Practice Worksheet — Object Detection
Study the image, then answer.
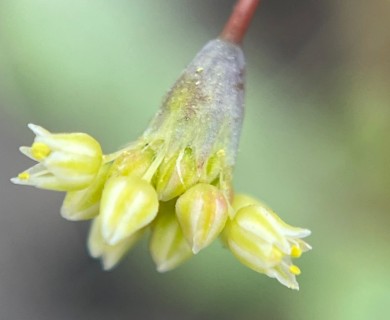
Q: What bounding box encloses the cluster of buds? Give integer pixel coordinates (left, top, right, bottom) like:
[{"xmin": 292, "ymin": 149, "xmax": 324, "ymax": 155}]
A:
[{"xmin": 12, "ymin": 2, "xmax": 311, "ymax": 290}]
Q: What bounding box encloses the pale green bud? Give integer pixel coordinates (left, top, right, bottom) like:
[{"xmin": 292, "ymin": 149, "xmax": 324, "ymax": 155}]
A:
[
  {"xmin": 155, "ymin": 147, "xmax": 198, "ymax": 201},
  {"xmin": 150, "ymin": 200, "xmax": 193, "ymax": 272},
  {"xmin": 176, "ymin": 183, "xmax": 228, "ymax": 253},
  {"xmin": 225, "ymin": 200, "xmax": 311, "ymax": 290},
  {"xmin": 200, "ymin": 149, "xmax": 225, "ymax": 183},
  {"xmin": 88, "ymin": 216, "xmax": 143, "ymax": 270},
  {"xmin": 100, "ymin": 176, "xmax": 158, "ymax": 245},
  {"xmin": 60, "ymin": 164, "xmax": 111, "ymax": 221},
  {"xmin": 11, "ymin": 124, "xmax": 102, "ymax": 191},
  {"xmin": 109, "ymin": 145, "xmax": 156, "ymax": 178}
]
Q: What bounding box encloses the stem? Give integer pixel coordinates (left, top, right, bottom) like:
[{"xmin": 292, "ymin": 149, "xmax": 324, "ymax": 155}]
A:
[{"xmin": 220, "ymin": 0, "xmax": 260, "ymax": 44}]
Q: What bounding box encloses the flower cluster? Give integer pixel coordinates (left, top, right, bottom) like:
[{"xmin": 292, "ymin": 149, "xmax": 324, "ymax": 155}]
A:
[{"xmin": 12, "ymin": 39, "xmax": 310, "ymax": 289}]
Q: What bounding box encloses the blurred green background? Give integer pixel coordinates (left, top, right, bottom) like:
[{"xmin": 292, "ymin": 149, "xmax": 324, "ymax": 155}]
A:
[{"xmin": 0, "ymin": 0, "xmax": 389, "ymax": 319}]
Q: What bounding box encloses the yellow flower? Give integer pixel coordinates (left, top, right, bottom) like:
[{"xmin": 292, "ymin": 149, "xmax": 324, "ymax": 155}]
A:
[
  {"xmin": 11, "ymin": 124, "xmax": 103, "ymax": 191},
  {"xmin": 224, "ymin": 194, "xmax": 311, "ymax": 290},
  {"xmin": 12, "ymin": 37, "xmax": 311, "ymax": 289}
]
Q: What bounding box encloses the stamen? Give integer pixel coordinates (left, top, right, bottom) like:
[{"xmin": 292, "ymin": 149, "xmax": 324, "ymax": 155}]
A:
[
  {"xmin": 18, "ymin": 172, "xmax": 30, "ymax": 180},
  {"xmin": 289, "ymin": 265, "xmax": 301, "ymax": 275},
  {"xmin": 290, "ymin": 245, "xmax": 302, "ymax": 258},
  {"xmin": 31, "ymin": 142, "xmax": 51, "ymax": 160}
]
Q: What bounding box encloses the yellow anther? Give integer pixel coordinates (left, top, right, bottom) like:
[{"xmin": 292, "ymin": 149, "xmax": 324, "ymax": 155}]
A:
[
  {"xmin": 196, "ymin": 67, "xmax": 204, "ymax": 73},
  {"xmin": 18, "ymin": 172, "xmax": 30, "ymax": 180},
  {"xmin": 31, "ymin": 142, "xmax": 51, "ymax": 160},
  {"xmin": 289, "ymin": 265, "xmax": 301, "ymax": 275},
  {"xmin": 290, "ymin": 245, "xmax": 302, "ymax": 258}
]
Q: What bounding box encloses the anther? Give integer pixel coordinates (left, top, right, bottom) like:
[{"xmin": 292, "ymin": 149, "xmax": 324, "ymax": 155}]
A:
[
  {"xmin": 290, "ymin": 245, "xmax": 302, "ymax": 258},
  {"xmin": 18, "ymin": 172, "xmax": 30, "ymax": 180},
  {"xmin": 289, "ymin": 265, "xmax": 301, "ymax": 275},
  {"xmin": 31, "ymin": 142, "xmax": 51, "ymax": 160}
]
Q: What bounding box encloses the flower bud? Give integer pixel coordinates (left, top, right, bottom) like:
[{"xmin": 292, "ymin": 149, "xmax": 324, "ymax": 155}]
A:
[
  {"xmin": 175, "ymin": 183, "xmax": 228, "ymax": 253},
  {"xmin": 149, "ymin": 200, "xmax": 192, "ymax": 272},
  {"xmin": 11, "ymin": 124, "xmax": 102, "ymax": 191},
  {"xmin": 109, "ymin": 145, "xmax": 156, "ymax": 178},
  {"xmin": 60, "ymin": 164, "xmax": 111, "ymax": 221},
  {"xmin": 200, "ymin": 149, "xmax": 225, "ymax": 183},
  {"xmin": 225, "ymin": 202, "xmax": 311, "ymax": 290},
  {"xmin": 88, "ymin": 217, "xmax": 143, "ymax": 270},
  {"xmin": 100, "ymin": 176, "xmax": 158, "ymax": 245},
  {"xmin": 155, "ymin": 147, "xmax": 198, "ymax": 201}
]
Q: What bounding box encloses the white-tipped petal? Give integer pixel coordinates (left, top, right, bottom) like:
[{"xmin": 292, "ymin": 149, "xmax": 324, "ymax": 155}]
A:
[
  {"xmin": 19, "ymin": 146, "xmax": 35, "ymax": 160},
  {"xmin": 267, "ymin": 262, "xmax": 300, "ymax": 290},
  {"xmin": 88, "ymin": 217, "xmax": 143, "ymax": 270},
  {"xmin": 28, "ymin": 123, "xmax": 50, "ymax": 136}
]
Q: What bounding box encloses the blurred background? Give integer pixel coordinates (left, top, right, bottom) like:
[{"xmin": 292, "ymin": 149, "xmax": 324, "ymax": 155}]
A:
[{"xmin": 0, "ymin": 0, "xmax": 389, "ymax": 319}]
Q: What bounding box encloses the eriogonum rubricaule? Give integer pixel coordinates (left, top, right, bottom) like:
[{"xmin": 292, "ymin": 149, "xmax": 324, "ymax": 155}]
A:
[{"xmin": 11, "ymin": 1, "xmax": 311, "ymax": 290}]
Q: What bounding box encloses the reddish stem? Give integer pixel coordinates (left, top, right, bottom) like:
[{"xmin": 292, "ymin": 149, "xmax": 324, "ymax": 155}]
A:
[{"xmin": 220, "ymin": 0, "xmax": 260, "ymax": 44}]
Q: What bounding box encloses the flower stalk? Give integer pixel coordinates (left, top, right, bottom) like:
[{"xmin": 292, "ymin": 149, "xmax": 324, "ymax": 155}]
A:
[{"xmin": 221, "ymin": 0, "xmax": 261, "ymax": 44}]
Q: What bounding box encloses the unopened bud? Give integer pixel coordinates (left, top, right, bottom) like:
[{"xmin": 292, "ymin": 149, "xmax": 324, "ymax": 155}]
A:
[
  {"xmin": 109, "ymin": 145, "xmax": 156, "ymax": 178},
  {"xmin": 100, "ymin": 176, "xmax": 158, "ymax": 245},
  {"xmin": 88, "ymin": 217, "xmax": 143, "ymax": 270},
  {"xmin": 60, "ymin": 164, "xmax": 111, "ymax": 221},
  {"xmin": 175, "ymin": 183, "xmax": 228, "ymax": 253},
  {"xmin": 150, "ymin": 200, "xmax": 192, "ymax": 272},
  {"xmin": 155, "ymin": 147, "xmax": 198, "ymax": 201}
]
